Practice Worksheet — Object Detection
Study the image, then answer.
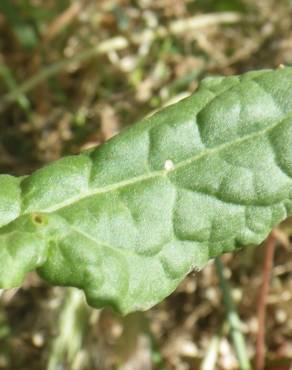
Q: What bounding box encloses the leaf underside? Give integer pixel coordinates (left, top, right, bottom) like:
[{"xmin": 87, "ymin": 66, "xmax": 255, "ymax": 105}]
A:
[{"xmin": 0, "ymin": 68, "xmax": 291, "ymax": 314}]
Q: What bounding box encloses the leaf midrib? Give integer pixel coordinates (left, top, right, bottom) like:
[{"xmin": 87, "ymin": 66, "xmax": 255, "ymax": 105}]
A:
[{"xmin": 26, "ymin": 114, "xmax": 288, "ymax": 214}]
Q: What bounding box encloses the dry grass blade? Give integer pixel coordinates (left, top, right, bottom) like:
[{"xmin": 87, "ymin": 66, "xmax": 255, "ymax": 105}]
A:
[{"xmin": 255, "ymin": 232, "xmax": 277, "ymax": 370}]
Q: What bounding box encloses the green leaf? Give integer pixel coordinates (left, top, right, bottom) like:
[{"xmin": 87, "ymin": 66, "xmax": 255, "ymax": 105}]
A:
[
  {"xmin": 0, "ymin": 68, "xmax": 292, "ymax": 314},
  {"xmin": 0, "ymin": 0, "xmax": 38, "ymax": 50}
]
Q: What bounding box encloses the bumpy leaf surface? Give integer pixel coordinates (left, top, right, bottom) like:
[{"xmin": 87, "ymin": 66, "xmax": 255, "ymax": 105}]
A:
[{"xmin": 0, "ymin": 68, "xmax": 292, "ymax": 314}]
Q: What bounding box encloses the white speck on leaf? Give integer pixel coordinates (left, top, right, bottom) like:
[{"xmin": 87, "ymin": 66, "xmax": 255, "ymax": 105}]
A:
[{"xmin": 164, "ymin": 160, "xmax": 174, "ymax": 171}]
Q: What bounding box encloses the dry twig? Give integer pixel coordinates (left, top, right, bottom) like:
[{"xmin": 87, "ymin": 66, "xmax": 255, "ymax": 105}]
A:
[{"xmin": 255, "ymin": 231, "xmax": 277, "ymax": 370}]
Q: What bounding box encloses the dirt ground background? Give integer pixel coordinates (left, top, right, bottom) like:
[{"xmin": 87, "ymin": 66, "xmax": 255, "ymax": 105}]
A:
[{"xmin": 0, "ymin": 0, "xmax": 292, "ymax": 369}]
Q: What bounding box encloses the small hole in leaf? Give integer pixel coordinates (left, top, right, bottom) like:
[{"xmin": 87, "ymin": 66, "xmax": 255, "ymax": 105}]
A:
[{"xmin": 32, "ymin": 213, "xmax": 44, "ymax": 225}]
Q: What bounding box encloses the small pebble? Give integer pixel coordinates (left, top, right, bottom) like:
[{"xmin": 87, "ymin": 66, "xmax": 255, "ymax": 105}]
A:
[{"xmin": 32, "ymin": 332, "xmax": 44, "ymax": 347}]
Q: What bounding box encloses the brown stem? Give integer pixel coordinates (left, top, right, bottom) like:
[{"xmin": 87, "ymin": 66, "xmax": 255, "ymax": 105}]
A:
[{"xmin": 255, "ymin": 231, "xmax": 277, "ymax": 370}]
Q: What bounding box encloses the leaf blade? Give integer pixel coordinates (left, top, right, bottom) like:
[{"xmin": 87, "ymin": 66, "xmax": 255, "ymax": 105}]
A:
[{"xmin": 0, "ymin": 68, "xmax": 291, "ymax": 313}]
